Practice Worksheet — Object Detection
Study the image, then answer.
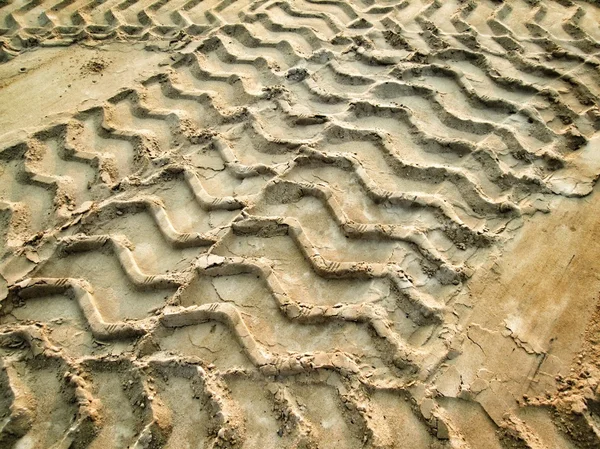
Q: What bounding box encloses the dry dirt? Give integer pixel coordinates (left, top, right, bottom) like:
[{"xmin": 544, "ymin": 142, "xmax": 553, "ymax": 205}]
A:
[{"xmin": 1, "ymin": 0, "xmax": 600, "ymax": 448}]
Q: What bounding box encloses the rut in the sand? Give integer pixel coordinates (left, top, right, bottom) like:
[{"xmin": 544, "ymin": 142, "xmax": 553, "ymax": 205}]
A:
[{"xmin": 1, "ymin": 0, "xmax": 600, "ymax": 448}]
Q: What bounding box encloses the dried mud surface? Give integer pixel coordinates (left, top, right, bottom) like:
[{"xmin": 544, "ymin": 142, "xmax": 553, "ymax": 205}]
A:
[{"xmin": 1, "ymin": 0, "xmax": 600, "ymax": 448}]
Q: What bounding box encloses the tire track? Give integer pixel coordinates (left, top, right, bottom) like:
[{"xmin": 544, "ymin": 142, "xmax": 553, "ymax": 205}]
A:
[{"xmin": 2, "ymin": 1, "xmax": 600, "ymax": 448}]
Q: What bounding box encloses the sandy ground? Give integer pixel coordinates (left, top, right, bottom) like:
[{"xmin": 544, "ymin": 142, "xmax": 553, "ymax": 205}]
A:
[{"xmin": 1, "ymin": 0, "xmax": 600, "ymax": 448}]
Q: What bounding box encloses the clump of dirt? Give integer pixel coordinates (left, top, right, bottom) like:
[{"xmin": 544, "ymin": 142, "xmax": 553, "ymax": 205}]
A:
[{"xmin": 81, "ymin": 57, "xmax": 111, "ymax": 76}]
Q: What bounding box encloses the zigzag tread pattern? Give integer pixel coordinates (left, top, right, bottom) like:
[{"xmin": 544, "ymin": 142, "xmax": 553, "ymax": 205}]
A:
[{"xmin": 2, "ymin": 0, "xmax": 600, "ymax": 448}]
